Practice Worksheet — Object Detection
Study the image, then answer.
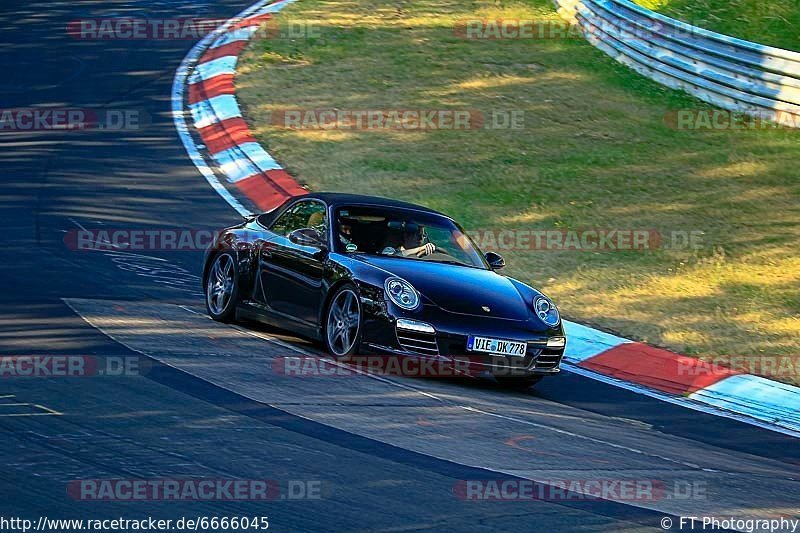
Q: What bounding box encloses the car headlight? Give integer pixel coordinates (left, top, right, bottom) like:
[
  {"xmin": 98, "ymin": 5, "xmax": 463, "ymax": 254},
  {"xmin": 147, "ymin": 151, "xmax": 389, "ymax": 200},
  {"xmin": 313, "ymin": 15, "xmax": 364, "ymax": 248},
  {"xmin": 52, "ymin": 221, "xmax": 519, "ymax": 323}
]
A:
[
  {"xmin": 533, "ymin": 296, "xmax": 560, "ymax": 327},
  {"xmin": 384, "ymin": 277, "xmax": 420, "ymax": 310}
]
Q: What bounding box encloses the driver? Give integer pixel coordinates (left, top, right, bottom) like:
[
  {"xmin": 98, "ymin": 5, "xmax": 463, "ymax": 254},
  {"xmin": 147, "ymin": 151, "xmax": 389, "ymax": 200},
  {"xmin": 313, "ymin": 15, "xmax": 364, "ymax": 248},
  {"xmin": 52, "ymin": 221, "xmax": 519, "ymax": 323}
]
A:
[{"xmin": 399, "ymin": 225, "xmax": 436, "ymax": 257}]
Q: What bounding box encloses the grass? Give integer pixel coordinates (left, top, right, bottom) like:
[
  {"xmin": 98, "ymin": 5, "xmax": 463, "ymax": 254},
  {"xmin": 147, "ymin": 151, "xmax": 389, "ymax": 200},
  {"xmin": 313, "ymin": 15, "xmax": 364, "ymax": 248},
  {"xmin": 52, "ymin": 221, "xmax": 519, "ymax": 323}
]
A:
[
  {"xmin": 634, "ymin": 0, "xmax": 800, "ymax": 51},
  {"xmin": 235, "ymin": 0, "xmax": 800, "ymax": 383}
]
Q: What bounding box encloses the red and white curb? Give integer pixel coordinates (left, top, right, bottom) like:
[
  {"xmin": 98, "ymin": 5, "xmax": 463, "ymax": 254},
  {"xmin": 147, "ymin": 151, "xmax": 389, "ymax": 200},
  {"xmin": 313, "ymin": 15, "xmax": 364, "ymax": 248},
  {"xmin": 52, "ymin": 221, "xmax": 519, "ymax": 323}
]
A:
[
  {"xmin": 172, "ymin": 0, "xmax": 305, "ymax": 216},
  {"xmin": 562, "ymin": 323, "xmax": 800, "ymax": 436},
  {"xmin": 172, "ymin": 0, "xmax": 800, "ymax": 438}
]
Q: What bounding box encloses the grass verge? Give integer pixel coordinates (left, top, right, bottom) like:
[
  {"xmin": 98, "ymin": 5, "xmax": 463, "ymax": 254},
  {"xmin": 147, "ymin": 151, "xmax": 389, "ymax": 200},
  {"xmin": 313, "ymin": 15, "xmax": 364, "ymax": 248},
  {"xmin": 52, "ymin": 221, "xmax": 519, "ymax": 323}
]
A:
[
  {"xmin": 634, "ymin": 0, "xmax": 800, "ymax": 51},
  {"xmin": 236, "ymin": 0, "xmax": 800, "ymax": 383}
]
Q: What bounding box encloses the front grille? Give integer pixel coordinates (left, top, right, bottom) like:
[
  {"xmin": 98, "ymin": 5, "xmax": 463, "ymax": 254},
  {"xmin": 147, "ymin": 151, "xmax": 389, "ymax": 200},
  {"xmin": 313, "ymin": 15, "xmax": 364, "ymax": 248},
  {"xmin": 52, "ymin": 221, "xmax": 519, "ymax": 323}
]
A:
[
  {"xmin": 526, "ymin": 347, "xmax": 543, "ymax": 359},
  {"xmin": 396, "ymin": 329, "xmax": 439, "ymax": 356},
  {"xmin": 534, "ymin": 351, "xmax": 563, "ymax": 370}
]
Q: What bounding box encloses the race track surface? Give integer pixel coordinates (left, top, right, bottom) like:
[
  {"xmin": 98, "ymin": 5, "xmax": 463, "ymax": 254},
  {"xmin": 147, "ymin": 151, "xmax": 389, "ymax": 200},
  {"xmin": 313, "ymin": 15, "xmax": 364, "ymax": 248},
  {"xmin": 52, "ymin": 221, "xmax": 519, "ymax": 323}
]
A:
[{"xmin": 1, "ymin": 1, "xmax": 798, "ymax": 531}]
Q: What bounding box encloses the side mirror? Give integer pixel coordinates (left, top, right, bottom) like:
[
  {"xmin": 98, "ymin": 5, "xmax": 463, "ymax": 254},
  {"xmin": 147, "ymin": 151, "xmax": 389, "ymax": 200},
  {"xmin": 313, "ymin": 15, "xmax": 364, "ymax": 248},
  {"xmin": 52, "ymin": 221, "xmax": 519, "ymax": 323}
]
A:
[
  {"xmin": 485, "ymin": 251, "xmax": 506, "ymax": 270},
  {"xmin": 289, "ymin": 228, "xmax": 326, "ymax": 248}
]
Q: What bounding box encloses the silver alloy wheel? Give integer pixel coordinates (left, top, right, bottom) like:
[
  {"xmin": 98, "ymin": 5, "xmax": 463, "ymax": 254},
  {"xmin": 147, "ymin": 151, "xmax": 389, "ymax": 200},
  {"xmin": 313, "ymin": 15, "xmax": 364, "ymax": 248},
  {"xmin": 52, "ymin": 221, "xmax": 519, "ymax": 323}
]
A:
[
  {"xmin": 326, "ymin": 289, "xmax": 360, "ymax": 357},
  {"xmin": 207, "ymin": 254, "xmax": 235, "ymax": 316}
]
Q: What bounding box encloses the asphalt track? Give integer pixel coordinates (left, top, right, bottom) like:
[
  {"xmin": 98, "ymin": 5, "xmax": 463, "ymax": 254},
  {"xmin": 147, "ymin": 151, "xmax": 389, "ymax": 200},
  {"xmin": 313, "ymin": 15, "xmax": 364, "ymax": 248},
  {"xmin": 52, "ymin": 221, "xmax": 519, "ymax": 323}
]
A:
[{"xmin": 1, "ymin": 0, "xmax": 798, "ymax": 531}]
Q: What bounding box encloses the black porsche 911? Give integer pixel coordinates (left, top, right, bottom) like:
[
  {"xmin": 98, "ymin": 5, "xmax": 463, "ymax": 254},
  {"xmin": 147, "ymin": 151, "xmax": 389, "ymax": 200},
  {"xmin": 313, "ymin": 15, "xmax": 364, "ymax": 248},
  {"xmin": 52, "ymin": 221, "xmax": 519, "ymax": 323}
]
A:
[{"xmin": 202, "ymin": 193, "xmax": 566, "ymax": 388}]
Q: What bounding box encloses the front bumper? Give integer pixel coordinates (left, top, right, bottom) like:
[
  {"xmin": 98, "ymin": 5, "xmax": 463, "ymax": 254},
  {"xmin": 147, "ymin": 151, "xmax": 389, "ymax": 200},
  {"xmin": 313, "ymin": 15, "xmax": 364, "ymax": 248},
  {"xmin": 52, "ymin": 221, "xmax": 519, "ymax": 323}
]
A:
[{"xmin": 359, "ymin": 300, "xmax": 566, "ymax": 378}]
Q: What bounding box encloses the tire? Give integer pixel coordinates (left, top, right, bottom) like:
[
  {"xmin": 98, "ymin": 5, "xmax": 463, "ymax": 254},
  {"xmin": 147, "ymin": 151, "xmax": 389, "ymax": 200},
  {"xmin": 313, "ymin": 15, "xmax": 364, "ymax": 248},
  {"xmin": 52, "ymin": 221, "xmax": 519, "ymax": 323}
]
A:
[
  {"xmin": 205, "ymin": 251, "xmax": 240, "ymax": 322},
  {"xmin": 323, "ymin": 284, "xmax": 362, "ymax": 359},
  {"xmin": 496, "ymin": 375, "xmax": 543, "ymax": 390}
]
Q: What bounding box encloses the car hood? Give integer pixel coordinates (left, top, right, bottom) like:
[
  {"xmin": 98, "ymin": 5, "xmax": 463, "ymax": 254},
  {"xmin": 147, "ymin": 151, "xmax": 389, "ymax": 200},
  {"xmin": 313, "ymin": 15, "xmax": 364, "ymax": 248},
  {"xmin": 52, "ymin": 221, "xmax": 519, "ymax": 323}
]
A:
[{"xmin": 357, "ymin": 256, "xmax": 531, "ymax": 320}]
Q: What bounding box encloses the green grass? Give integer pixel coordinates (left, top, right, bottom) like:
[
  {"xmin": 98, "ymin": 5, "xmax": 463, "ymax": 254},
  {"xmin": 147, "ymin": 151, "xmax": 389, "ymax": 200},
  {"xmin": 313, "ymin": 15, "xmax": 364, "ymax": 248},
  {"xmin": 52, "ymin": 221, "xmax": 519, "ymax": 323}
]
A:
[
  {"xmin": 634, "ymin": 0, "xmax": 800, "ymax": 51},
  {"xmin": 236, "ymin": 0, "xmax": 800, "ymax": 382}
]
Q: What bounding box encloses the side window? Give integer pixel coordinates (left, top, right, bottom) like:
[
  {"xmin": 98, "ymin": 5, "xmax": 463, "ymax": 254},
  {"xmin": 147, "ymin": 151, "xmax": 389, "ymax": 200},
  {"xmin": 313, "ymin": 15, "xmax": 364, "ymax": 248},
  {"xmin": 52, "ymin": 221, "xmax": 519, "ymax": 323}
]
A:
[{"xmin": 270, "ymin": 201, "xmax": 327, "ymax": 237}]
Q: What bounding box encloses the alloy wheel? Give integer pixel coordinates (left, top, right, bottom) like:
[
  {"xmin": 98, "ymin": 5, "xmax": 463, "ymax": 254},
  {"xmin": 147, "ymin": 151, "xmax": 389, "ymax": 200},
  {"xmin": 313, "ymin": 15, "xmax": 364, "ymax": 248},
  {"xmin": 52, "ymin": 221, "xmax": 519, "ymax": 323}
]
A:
[
  {"xmin": 326, "ymin": 289, "xmax": 360, "ymax": 356},
  {"xmin": 207, "ymin": 253, "xmax": 235, "ymax": 316}
]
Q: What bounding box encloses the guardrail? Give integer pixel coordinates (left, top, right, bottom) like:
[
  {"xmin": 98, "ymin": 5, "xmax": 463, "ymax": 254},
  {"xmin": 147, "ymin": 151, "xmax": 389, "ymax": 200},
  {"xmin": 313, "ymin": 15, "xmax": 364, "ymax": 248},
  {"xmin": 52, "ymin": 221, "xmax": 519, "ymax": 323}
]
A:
[{"xmin": 553, "ymin": 0, "xmax": 800, "ymax": 126}]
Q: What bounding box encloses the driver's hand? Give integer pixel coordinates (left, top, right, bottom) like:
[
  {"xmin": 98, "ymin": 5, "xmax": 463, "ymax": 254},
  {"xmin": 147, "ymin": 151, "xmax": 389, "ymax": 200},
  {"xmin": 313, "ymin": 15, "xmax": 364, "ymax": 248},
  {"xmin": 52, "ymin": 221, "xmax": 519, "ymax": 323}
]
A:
[{"xmin": 416, "ymin": 243, "xmax": 436, "ymax": 257}]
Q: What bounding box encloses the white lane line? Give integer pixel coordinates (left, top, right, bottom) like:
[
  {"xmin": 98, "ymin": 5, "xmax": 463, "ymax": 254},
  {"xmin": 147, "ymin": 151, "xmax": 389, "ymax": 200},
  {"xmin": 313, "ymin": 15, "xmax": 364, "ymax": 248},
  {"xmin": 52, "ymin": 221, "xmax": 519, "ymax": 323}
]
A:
[
  {"xmin": 177, "ymin": 304, "xmax": 446, "ymax": 402},
  {"xmin": 0, "ymin": 403, "xmax": 62, "ymax": 417},
  {"xmin": 69, "ymin": 217, "xmax": 124, "ymax": 250},
  {"xmin": 68, "ymin": 217, "xmax": 89, "ymax": 232},
  {"xmin": 458, "ymin": 405, "xmax": 709, "ymax": 472},
  {"xmin": 34, "ymin": 404, "xmax": 63, "ymax": 416},
  {"xmin": 70, "ymin": 299, "xmax": 447, "ymax": 409},
  {"xmin": 0, "ymin": 413, "xmax": 61, "ymax": 418}
]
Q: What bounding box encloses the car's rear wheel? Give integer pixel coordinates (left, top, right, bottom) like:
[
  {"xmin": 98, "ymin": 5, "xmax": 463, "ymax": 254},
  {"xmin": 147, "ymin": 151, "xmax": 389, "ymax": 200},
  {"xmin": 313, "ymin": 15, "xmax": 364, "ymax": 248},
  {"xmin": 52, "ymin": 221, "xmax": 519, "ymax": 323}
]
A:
[
  {"xmin": 496, "ymin": 375, "xmax": 543, "ymax": 390},
  {"xmin": 205, "ymin": 251, "xmax": 239, "ymax": 322},
  {"xmin": 324, "ymin": 284, "xmax": 362, "ymax": 359}
]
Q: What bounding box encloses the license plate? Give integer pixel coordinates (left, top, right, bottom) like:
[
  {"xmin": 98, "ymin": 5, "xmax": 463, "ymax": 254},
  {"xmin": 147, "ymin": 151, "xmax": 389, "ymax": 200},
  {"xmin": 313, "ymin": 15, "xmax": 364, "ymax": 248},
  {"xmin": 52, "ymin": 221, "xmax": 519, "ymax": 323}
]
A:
[{"xmin": 467, "ymin": 336, "xmax": 527, "ymax": 357}]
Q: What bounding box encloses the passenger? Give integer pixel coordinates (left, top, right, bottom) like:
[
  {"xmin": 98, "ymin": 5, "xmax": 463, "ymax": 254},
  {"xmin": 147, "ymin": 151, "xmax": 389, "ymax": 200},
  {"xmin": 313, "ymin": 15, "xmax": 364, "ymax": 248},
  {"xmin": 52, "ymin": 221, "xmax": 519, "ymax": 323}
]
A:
[{"xmin": 339, "ymin": 220, "xmax": 355, "ymax": 249}]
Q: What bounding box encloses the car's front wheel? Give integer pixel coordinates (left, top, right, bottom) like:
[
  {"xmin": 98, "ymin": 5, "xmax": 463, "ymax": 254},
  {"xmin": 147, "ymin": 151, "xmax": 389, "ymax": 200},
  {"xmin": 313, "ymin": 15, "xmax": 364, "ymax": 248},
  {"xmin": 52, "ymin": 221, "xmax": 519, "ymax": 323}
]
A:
[
  {"xmin": 496, "ymin": 375, "xmax": 542, "ymax": 390},
  {"xmin": 205, "ymin": 251, "xmax": 240, "ymax": 322},
  {"xmin": 324, "ymin": 284, "xmax": 362, "ymax": 359}
]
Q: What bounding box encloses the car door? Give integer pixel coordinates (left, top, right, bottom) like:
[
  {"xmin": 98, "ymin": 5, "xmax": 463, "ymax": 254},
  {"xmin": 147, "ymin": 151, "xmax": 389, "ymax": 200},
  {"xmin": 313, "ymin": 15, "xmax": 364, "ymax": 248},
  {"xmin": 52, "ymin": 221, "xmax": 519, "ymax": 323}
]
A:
[{"xmin": 258, "ymin": 199, "xmax": 328, "ymax": 324}]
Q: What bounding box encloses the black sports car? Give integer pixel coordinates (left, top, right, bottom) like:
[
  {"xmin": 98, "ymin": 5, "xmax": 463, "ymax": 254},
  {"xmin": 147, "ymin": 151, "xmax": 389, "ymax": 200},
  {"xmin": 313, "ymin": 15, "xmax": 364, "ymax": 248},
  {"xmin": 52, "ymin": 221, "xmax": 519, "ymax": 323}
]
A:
[{"xmin": 202, "ymin": 193, "xmax": 566, "ymax": 388}]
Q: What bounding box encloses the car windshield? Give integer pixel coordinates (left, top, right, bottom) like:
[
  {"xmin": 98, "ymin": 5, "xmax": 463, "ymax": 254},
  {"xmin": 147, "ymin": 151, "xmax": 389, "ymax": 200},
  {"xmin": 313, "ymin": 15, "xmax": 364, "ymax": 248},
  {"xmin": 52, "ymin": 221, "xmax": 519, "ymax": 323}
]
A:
[{"xmin": 333, "ymin": 205, "xmax": 488, "ymax": 269}]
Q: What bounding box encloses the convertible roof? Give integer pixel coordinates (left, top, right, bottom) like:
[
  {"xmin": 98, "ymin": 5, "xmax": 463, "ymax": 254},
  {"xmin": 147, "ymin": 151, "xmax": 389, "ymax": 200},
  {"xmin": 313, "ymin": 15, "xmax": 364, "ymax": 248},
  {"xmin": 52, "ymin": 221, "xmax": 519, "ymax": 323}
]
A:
[{"xmin": 295, "ymin": 192, "xmax": 446, "ymax": 216}]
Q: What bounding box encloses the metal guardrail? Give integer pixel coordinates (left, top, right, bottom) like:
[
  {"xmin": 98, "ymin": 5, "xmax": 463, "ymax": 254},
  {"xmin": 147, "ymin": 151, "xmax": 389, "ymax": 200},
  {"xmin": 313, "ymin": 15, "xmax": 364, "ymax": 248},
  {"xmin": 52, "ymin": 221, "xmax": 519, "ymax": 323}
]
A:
[{"xmin": 554, "ymin": 0, "xmax": 800, "ymax": 125}]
